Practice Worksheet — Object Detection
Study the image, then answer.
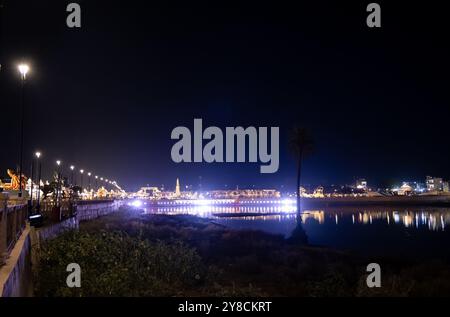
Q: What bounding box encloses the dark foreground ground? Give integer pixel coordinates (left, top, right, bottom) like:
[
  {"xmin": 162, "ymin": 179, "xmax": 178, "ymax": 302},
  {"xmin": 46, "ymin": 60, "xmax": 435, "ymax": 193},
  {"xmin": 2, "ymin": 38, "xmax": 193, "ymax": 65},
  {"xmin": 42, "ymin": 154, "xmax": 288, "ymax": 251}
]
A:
[{"xmin": 34, "ymin": 207, "xmax": 450, "ymax": 296}]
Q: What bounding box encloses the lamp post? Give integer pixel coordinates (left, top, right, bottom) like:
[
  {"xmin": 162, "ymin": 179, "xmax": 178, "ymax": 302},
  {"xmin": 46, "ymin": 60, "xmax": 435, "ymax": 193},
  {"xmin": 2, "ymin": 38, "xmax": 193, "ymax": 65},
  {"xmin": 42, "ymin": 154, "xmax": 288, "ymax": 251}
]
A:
[
  {"xmin": 29, "ymin": 154, "xmax": 35, "ymax": 205},
  {"xmin": 17, "ymin": 64, "xmax": 29, "ymax": 198},
  {"xmin": 87, "ymin": 172, "xmax": 91, "ymax": 191},
  {"xmin": 95, "ymin": 175, "xmax": 98, "ymax": 190},
  {"xmin": 80, "ymin": 169, "xmax": 84, "ymax": 198},
  {"xmin": 56, "ymin": 160, "xmax": 61, "ymax": 207},
  {"xmin": 70, "ymin": 165, "xmax": 75, "ymax": 186},
  {"xmin": 35, "ymin": 152, "xmax": 42, "ymax": 213}
]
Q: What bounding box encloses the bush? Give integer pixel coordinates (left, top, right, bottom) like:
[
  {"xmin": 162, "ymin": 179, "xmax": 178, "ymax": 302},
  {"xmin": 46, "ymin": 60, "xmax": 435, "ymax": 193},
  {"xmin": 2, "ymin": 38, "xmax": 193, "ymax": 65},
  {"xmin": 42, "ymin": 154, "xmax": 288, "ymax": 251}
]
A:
[{"xmin": 34, "ymin": 230, "xmax": 205, "ymax": 296}]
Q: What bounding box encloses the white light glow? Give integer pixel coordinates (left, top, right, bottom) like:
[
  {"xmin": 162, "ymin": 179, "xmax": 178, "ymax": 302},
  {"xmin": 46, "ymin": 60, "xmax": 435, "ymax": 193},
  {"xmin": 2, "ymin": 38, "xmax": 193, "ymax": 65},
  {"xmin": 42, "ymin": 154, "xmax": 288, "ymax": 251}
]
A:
[
  {"xmin": 130, "ymin": 200, "xmax": 143, "ymax": 208},
  {"xmin": 18, "ymin": 64, "xmax": 30, "ymax": 79}
]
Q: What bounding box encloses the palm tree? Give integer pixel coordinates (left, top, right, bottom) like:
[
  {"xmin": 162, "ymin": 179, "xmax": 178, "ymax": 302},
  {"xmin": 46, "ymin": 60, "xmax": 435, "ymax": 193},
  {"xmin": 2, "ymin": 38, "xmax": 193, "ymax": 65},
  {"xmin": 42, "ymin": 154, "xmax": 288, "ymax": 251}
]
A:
[
  {"xmin": 289, "ymin": 127, "xmax": 314, "ymax": 218},
  {"xmin": 287, "ymin": 127, "xmax": 313, "ymax": 245}
]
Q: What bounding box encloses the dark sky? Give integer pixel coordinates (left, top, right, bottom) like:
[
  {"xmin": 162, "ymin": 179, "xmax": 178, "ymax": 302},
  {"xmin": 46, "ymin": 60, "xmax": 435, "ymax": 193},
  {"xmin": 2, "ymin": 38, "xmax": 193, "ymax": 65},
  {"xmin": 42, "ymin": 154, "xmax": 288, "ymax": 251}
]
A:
[{"xmin": 1, "ymin": 0, "xmax": 449, "ymax": 191}]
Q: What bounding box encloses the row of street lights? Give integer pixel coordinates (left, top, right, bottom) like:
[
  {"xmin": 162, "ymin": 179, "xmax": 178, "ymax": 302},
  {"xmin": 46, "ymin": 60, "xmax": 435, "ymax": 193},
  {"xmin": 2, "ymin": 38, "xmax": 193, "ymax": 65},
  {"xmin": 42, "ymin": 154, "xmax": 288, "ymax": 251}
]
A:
[
  {"xmin": 30, "ymin": 151, "xmax": 123, "ymax": 212},
  {"xmin": 13, "ymin": 63, "xmax": 123, "ymax": 201},
  {"xmin": 29, "ymin": 151, "xmax": 122, "ymax": 195}
]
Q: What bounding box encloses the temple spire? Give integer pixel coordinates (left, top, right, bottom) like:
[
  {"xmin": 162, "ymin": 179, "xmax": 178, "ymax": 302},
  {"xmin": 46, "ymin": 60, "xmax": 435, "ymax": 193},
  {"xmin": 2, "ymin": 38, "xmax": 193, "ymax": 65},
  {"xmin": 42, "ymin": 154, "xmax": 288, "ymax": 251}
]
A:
[{"xmin": 175, "ymin": 178, "xmax": 181, "ymax": 197}]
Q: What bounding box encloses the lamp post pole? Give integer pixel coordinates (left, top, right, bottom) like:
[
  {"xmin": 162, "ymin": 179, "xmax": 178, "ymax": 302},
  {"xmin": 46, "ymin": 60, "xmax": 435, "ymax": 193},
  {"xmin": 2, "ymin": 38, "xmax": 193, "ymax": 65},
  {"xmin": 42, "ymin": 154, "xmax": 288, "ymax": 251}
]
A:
[
  {"xmin": 36, "ymin": 152, "xmax": 42, "ymax": 213},
  {"xmin": 80, "ymin": 170, "xmax": 84, "ymax": 198},
  {"xmin": 56, "ymin": 160, "xmax": 61, "ymax": 207},
  {"xmin": 29, "ymin": 155, "xmax": 35, "ymax": 212},
  {"xmin": 70, "ymin": 165, "xmax": 75, "ymax": 186},
  {"xmin": 17, "ymin": 64, "xmax": 29, "ymax": 198}
]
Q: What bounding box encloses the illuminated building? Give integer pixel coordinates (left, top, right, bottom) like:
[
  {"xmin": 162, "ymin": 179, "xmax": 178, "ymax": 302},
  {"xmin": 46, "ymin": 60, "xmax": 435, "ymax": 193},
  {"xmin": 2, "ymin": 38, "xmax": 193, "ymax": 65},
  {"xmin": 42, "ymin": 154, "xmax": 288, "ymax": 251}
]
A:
[
  {"xmin": 208, "ymin": 189, "xmax": 280, "ymax": 199},
  {"xmin": 394, "ymin": 183, "xmax": 414, "ymax": 196},
  {"xmin": 135, "ymin": 187, "xmax": 162, "ymax": 199},
  {"xmin": 426, "ymin": 176, "xmax": 444, "ymax": 192},
  {"xmin": 356, "ymin": 178, "xmax": 367, "ymax": 190}
]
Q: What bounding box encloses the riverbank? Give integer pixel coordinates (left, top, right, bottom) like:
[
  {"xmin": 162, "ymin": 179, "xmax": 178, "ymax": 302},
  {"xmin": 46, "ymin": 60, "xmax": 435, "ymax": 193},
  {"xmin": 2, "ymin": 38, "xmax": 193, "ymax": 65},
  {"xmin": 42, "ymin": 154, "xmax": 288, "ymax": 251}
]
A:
[{"xmin": 34, "ymin": 208, "xmax": 450, "ymax": 296}]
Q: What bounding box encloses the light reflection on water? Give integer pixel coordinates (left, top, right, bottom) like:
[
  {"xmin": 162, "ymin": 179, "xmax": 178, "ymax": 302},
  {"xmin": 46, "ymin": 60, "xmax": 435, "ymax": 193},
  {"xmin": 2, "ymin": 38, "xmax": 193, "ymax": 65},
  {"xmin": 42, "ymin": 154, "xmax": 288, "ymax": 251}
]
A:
[
  {"xmin": 142, "ymin": 204, "xmax": 450, "ymax": 258},
  {"xmin": 142, "ymin": 205, "xmax": 449, "ymax": 232}
]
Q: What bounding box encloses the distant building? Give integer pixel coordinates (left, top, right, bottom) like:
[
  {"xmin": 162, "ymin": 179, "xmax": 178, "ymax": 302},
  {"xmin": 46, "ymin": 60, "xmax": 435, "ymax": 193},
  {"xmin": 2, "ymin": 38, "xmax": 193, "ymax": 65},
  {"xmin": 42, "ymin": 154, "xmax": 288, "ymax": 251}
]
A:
[
  {"xmin": 135, "ymin": 187, "xmax": 161, "ymax": 199},
  {"xmin": 355, "ymin": 179, "xmax": 367, "ymax": 190},
  {"xmin": 394, "ymin": 183, "xmax": 414, "ymax": 196},
  {"xmin": 426, "ymin": 176, "xmax": 443, "ymax": 192},
  {"xmin": 209, "ymin": 189, "xmax": 280, "ymax": 199}
]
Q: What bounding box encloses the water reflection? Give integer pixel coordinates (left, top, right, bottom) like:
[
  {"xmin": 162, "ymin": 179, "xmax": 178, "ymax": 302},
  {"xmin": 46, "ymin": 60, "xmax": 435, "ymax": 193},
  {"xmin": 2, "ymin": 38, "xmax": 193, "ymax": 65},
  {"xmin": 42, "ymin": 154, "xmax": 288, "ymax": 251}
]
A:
[{"xmin": 142, "ymin": 204, "xmax": 449, "ymax": 232}]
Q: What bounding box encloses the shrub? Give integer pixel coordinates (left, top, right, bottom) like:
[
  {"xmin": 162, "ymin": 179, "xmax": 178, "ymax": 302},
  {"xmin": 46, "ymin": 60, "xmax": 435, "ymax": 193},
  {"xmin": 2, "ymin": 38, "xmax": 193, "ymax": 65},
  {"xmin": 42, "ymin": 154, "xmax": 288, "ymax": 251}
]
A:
[{"xmin": 34, "ymin": 230, "xmax": 205, "ymax": 297}]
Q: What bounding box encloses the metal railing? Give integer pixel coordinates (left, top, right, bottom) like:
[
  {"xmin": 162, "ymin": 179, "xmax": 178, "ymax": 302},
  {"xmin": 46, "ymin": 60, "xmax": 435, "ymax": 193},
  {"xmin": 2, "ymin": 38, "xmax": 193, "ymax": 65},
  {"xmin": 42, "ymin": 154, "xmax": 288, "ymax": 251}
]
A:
[{"xmin": 1, "ymin": 198, "xmax": 28, "ymax": 266}]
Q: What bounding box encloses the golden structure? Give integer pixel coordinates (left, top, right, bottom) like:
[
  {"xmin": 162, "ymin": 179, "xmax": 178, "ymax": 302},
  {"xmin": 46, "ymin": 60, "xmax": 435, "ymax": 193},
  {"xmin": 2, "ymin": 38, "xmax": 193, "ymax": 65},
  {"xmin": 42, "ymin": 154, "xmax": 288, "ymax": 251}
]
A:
[
  {"xmin": 97, "ymin": 186, "xmax": 108, "ymax": 198},
  {"xmin": 0, "ymin": 169, "xmax": 28, "ymax": 191}
]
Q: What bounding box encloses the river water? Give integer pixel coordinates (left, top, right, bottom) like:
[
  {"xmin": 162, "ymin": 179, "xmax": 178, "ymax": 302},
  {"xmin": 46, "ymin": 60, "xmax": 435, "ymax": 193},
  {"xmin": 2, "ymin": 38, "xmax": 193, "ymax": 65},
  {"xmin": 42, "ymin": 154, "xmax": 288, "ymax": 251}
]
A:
[{"xmin": 142, "ymin": 203, "xmax": 450, "ymax": 259}]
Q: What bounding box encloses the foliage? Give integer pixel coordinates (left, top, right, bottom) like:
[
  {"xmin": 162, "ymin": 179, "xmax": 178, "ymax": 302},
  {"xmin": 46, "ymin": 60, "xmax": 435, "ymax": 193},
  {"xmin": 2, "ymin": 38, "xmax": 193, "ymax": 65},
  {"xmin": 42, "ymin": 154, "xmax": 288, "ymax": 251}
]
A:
[{"xmin": 35, "ymin": 230, "xmax": 205, "ymax": 296}]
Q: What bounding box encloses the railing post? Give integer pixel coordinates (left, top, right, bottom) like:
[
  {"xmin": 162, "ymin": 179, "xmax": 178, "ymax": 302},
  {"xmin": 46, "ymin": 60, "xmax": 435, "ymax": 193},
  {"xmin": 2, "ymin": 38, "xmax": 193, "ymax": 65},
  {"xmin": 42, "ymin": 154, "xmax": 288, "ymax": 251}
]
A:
[{"xmin": 0, "ymin": 194, "xmax": 8, "ymax": 265}]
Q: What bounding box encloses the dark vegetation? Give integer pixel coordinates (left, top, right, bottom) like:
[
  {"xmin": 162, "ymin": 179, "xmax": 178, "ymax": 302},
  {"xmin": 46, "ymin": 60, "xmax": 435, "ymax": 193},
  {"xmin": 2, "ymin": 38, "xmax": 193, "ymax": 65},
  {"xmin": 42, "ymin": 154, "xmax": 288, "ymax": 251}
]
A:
[{"xmin": 34, "ymin": 208, "xmax": 450, "ymax": 297}]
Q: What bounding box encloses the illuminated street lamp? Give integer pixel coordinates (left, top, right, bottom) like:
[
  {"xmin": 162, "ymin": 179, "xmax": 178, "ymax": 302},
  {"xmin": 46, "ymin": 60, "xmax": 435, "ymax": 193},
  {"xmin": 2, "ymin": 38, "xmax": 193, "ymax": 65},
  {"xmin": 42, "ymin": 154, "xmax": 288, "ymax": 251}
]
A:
[
  {"xmin": 80, "ymin": 169, "xmax": 84, "ymax": 189},
  {"xmin": 17, "ymin": 64, "xmax": 30, "ymax": 198},
  {"xmin": 35, "ymin": 152, "xmax": 42, "ymax": 212},
  {"xmin": 87, "ymin": 172, "xmax": 91, "ymax": 190},
  {"xmin": 95, "ymin": 175, "xmax": 98, "ymax": 189},
  {"xmin": 56, "ymin": 160, "xmax": 62, "ymax": 206},
  {"xmin": 70, "ymin": 165, "xmax": 75, "ymax": 186},
  {"xmin": 29, "ymin": 151, "xmax": 38, "ymax": 211},
  {"xmin": 18, "ymin": 64, "xmax": 29, "ymax": 79}
]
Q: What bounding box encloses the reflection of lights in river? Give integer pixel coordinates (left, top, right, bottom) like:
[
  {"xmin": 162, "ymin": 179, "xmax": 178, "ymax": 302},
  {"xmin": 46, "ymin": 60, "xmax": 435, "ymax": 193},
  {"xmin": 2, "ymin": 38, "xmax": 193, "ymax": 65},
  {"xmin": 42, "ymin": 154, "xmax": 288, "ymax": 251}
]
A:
[{"xmin": 141, "ymin": 201, "xmax": 450, "ymax": 231}]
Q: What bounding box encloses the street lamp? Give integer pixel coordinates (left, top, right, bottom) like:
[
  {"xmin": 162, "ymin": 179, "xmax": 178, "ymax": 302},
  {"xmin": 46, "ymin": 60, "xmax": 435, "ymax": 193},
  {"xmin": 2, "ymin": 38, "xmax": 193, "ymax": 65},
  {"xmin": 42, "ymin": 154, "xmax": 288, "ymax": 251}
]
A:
[
  {"xmin": 87, "ymin": 172, "xmax": 91, "ymax": 191},
  {"xmin": 70, "ymin": 165, "xmax": 75, "ymax": 186},
  {"xmin": 56, "ymin": 160, "xmax": 61, "ymax": 206},
  {"xmin": 17, "ymin": 64, "xmax": 30, "ymax": 198},
  {"xmin": 18, "ymin": 64, "xmax": 29, "ymax": 79},
  {"xmin": 80, "ymin": 169, "xmax": 84, "ymax": 190},
  {"xmin": 35, "ymin": 152, "xmax": 42, "ymax": 212}
]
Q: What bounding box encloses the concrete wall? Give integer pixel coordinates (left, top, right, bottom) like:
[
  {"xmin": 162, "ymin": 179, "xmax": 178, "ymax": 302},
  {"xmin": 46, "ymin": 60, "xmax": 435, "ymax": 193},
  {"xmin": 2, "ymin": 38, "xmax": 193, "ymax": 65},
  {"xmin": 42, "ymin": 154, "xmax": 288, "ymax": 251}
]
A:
[
  {"xmin": 0, "ymin": 199, "xmax": 123, "ymax": 297},
  {"xmin": 76, "ymin": 200, "xmax": 122, "ymax": 221},
  {"xmin": 0, "ymin": 226, "xmax": 32, "ymax": 297}
]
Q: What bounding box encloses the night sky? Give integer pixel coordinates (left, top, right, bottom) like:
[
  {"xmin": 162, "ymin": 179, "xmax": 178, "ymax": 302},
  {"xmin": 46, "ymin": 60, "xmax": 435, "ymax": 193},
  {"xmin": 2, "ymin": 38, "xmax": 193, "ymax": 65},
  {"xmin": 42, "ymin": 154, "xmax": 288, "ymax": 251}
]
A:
[{"xmin": 1, "ymin": 1, "xmax": 449, "ymax": 191}]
